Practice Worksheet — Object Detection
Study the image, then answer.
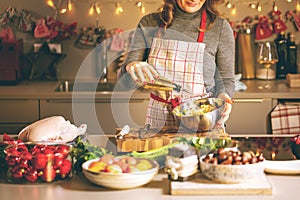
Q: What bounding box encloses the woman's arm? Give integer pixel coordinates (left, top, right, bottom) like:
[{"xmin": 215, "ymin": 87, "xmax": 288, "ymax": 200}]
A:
[{"xmin": 214, "ymin": 19, "xmax": 235, "ymax": 98}]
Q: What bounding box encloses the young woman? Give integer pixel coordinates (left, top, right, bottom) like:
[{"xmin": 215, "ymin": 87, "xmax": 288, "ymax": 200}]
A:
[{"xmin": 118, "ymin": 0, "xmax": 235, "ymax": 131}]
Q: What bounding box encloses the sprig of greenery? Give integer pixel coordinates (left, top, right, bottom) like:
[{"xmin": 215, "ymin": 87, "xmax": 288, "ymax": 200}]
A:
[
  {"xmin": 176, "ymin": 136, "xmax": 233, "ymax": 151},
  {"xmin": 72, "ymin": 137, "xmax": 111, "ymax": 173}
]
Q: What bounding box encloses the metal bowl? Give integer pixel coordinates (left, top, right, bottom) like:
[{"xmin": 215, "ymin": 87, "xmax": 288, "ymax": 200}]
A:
[{"xmin": 172, "ymin": 98, "xmax": 225, "ymax": 132}]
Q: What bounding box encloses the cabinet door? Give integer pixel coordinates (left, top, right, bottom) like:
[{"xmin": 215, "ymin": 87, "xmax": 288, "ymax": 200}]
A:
[
  {"xmin": 40, "ymin": 99, "xmax": 149, "ymax": 135},
  {"xmin": 0, "ymin": 99, "xmax": 39, "ymax": 133},
  {"xmin": 225, "ymin": 98, "xmax": 273, "ymax": 134}
]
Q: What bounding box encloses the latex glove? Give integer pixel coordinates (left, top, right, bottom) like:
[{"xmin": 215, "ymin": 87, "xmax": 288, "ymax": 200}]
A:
[
  {"xmin": 215, "ymin": 93, "xmax": 234, "ymax": 130},
  {"xmin": 125, "ymin": 61, "xmax": 159, "ymax": 85}
]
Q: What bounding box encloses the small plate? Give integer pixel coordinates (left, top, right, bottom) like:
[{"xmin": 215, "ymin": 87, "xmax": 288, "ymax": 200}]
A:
[{"xmin": 264, "ymin": 160, "xmax": 300, "ymax": 175}]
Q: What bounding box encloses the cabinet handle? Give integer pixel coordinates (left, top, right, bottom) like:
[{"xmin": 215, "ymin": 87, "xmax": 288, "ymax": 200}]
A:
[
  {"xmin": 233, "ymin": 99, "xmax": 265, "ymax": 103},
  {"xmin": 46, "ymin": 99, "xmax": 146, "ymax": 103}
]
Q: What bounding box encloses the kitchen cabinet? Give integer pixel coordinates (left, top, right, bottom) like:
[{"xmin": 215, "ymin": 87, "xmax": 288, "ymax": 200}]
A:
[
  {"xmin": 40, "ymin": 98, "xmax": 149, "ymax": 134},
  {"xmin": 0, "ymin": 99, "xmax": 39, "ymax": 134},
  {"xmin": 225, "ymin": 98, "xmax": 273, "ymax": 134}
]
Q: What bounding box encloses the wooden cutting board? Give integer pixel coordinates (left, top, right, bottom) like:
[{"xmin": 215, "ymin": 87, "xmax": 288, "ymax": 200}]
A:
[{"xmin": 170, "ymin": 173, "xmax": 272, "ymax": 195}]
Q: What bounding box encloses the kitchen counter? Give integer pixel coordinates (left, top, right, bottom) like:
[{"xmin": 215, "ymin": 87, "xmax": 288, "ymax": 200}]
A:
[
  {"xmin": 1, "ymin": 135, "xmax": 300, "ymax": 200},
  {"xmin": 1, "ymin": 172, "xmax": 299, "ymax": 200},
  {"xmin": 0, "ymin": 79, "xmax": 300, "ymax": 99}
]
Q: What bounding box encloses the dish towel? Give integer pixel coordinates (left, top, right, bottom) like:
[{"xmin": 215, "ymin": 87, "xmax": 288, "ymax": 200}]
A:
[
  {"xmin": 271, "ymin": 103, "xmax": 300, "ymax": 134},
  {"xmin": 234, "ymin": 74, "xmax": 247, "ymax": 91}
]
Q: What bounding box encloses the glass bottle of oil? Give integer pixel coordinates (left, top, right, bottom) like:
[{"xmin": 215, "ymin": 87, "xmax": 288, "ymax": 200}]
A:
[{"xmin": 286, "ymin": 32, "xmax": 298, "ymax": 74}]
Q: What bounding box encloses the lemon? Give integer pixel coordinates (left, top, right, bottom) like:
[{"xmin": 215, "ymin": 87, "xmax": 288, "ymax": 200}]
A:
[{"xmin": 136, "ymin": 159, "xmax": 153, "ymax": 171}]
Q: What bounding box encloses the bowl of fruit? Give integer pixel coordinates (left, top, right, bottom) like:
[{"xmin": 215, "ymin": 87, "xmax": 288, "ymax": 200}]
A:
[
  {"xmin": 82, "ymin": 154, "xmax": 159, "ymax": 189},
  {"xmin": 4, "ymin": 142, "xmax": 73, "ymax": 183}
]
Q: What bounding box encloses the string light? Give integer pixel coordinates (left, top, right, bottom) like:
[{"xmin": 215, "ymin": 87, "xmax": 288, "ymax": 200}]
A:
[
  {"xmin": 231, "ymin": 4, "xmax": 237, "ymax": 15},
  {"xmin": 89, "ymin": 1, "xmax": 102, "ymax": 15},
  {"xmin": 249, "ymin": 3, "xmax": 256, "ymax": 9},
  {"xmin": 67, "ymin": 0, "xmax": 72, "ymax": 11},
  {"xmin": 297, "ymin": 0, "xmax": 300, "ymax": 11},
  {"xmin": 95, "ymin": 2, "xmax": 101, "ymax": 14},
  {"xmin": 256, "ymin": 0, "xmax": 262, "ymax": 12},
  {"xmin": 273, "ymin": 0, "xmax": 278, "ymax": 11},
  {"xmin": 136, "ymin": 1, "xmax": 146, "ymax": 13},
  {"xmin": 47, "ymin": 0, "xmax": 55, "ymax": 8},
  {"xmin": 115, "ymin": 3, "xmax": 124, "ymax": 15},
  {"xmin": 225, "ymin": 1, "xmax": 233, "ymax": 9}
]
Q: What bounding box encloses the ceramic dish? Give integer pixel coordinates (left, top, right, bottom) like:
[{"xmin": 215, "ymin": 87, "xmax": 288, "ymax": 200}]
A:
[
  {"xmin": 82, "ymin": 158, "xmax": 159, "ymax": 189},
  {"xmin": 199, "ymin": 155, "xmax": 265, "ymax": 183},
  {"xmin": 264, "ymin": 159, "xmax": 300, "ymax": 175}
]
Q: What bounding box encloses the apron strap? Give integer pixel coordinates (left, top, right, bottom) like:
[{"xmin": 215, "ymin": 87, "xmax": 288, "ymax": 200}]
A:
[
  {"xmin": 150, "ymin": 93, "xmax": 181, "ymax": 109},
  {"xmin": 197, "ymin": 10, "xmax": 206, "ymax": 43}
]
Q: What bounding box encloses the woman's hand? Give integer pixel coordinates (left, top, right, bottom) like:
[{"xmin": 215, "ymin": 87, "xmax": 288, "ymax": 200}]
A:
[
  {"xmin": 125, "ymin": 61, "xmax": 159, "ymax": 84},
  {"xmin": 215, "ymin": 93, "xmax": 234, "ymax": 129}
]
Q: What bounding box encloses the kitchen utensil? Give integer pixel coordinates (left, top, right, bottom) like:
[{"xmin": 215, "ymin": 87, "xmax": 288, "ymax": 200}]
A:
[
  {"xmin": 143, "ymin": 76, "xmax": 193, "ymax": 94},
  {"xmin": 115, "ymin": 125, "xmax": 130, "ymax": 139},
  {"xmin": 172, "ymin": 98, "xmax": 225, "ymax": 132},
  {"xmin": 139, "ymin": 124, "xmax": 156, "ymax": 139}
]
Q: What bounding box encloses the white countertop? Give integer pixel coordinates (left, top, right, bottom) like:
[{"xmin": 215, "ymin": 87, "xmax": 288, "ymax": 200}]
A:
[
  {"xmin": 0, "ymin": 135, "xmax": 300, "ymax": 200},
  {"xmin": 0, "ymin": 172, "xmax": 299, "ymax": 200}
]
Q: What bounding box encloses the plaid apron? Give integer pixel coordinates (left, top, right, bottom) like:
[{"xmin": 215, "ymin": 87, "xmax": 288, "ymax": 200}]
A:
[{"xmin": 145, "ymin": 10, "xmax": 207, "ymax": 128}]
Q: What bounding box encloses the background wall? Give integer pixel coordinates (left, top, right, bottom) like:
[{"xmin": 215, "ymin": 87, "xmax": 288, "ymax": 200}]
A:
[{"xmin": 0, "ymin": 0, "xmax": 299, "ymax": 80}]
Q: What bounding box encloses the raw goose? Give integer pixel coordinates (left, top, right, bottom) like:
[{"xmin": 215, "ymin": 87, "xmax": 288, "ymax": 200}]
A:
[{"xmin": 18, "ymin": 116, "xmax": 86, "ymax": 142}]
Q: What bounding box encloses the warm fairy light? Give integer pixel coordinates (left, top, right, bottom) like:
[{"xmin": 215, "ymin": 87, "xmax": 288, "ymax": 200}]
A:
[
  {"xmin": 115, "ymin": 3, "xmax": 124, "ymax": 15},
  {"xmin": 136, "ymin": 1, "xmax": 142, "ymax": 7},
  {"xmin": 271, "ymin": 151, "xmax": 276, "ymax": 160},
  {"xmin": 60, "ymin": 8, "xmax": 67, "ymax": 13},
  {"xmin": 231, "ymin": 5, "xmax": 236, "ymax": 15},
  {"xmin": 67, "ymin": 0, "xmax": 72, "ymax": 11},
  {"xmin": 95, "ymin": 2, "xmax": 101, "ymax": 14},
  {"xmin": 286, "ymin": 0, "xmax": 292, "ymax": 2},
  {"xmin": 297, "ymin": 0, "xmax": 300, "ymax": 11},
  {"xmin": 89, "ymin": 4, "xmax": 94, "ymax": 15},
  {"xmin": 140, "ymin": 5, "xmax": 146, "ymax": 13},
  {"xmin": 257, "ymin": 4, "xmax": 262, "ymax": 12},
  {"xmin": 225, "ymin": 2, "xmax": 232, "ymax": 9},
  {"xmin": 47, "ymin": 0, "xmax": 55, "ymax": 8},
  {"xmin": 273, "ymin": 0, "xmax": 278, "ymax": 11},
  {"xmin": 249, "ymin": 3, "xmax": 256, "ymax": 9}
]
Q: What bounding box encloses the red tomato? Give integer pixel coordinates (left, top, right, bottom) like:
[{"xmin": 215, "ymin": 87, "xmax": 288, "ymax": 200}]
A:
[
  {"xmin": 55, "ymin": 145, "xmax": 69, "ymax": 159},
  {"xmin": 58, "ymin": 159, "xmax": 72, "ymax": 178},
  {"xmin": 31, "ymin": 153, "xmax": 48, "ymax": 169}
]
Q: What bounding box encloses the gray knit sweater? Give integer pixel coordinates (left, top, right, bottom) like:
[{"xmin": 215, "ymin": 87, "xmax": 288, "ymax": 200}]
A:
[{"xmin": 119, "ymin": 6, "xmax": 235, "ymax": 97}]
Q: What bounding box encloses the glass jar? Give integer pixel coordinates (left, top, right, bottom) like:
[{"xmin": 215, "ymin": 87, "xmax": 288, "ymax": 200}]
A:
[{"xmin": 4, "ymin": 142, "xmax": 73, "ymax": 183}]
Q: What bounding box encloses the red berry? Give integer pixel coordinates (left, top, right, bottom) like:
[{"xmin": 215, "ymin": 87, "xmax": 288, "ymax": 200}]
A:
[
  {"xmin": 11, "ymin": 166, "xmax": 25, "ymax": 179},
  {"xmin": 24, "ymin": 169, "xmax": 38, "ymax": 183}
]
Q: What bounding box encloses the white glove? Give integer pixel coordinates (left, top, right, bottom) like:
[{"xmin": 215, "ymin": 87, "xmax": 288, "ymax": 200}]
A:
[
  {"xmin": 215, "ymin": 93, "xmax": 234, "ymax": 129},
  {"xmin": 125, "ymin": 61, "xmax": 159, "ymax": 85}
]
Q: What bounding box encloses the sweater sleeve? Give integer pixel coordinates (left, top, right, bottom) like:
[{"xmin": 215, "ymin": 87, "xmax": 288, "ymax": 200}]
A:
[{"xmin": 214, "ymin": 19, "xmax": 235, "ymax": 98}]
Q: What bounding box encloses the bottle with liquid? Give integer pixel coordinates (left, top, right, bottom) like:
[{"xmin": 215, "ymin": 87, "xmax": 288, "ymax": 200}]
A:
[
  {"xmin": 286, "ymin": 32, "xmax": 298, "ymax": 74},
  {"xmin": 274, "ymin": 31, "xmax": 288, "ymax": 79}
]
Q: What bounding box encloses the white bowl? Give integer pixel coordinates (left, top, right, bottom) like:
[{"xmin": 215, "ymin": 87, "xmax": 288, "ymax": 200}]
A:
[
  {"xmin": 82, "ymin": 158, "xmax": 159, "ymax": 189},
  {"xmin": 199, "ymin": 155, "xmax": 265, "ymax": 183}
]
